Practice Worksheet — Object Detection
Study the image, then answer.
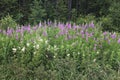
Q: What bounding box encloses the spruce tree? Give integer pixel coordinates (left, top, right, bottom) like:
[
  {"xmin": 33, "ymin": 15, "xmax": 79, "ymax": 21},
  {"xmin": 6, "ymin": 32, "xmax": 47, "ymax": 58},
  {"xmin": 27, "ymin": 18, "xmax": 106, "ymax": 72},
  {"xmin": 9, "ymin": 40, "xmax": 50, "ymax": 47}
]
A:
[{"xmin": 29, "ymin": 0, "xmax": 46, "ymax": 25}]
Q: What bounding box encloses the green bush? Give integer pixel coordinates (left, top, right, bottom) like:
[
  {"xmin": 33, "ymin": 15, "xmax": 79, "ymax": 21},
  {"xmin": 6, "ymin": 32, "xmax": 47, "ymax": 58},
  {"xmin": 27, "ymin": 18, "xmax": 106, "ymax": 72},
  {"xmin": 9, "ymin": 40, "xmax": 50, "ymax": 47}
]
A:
[
  {"xmin": 0, "ymin": 15, "xmax": 17, "ymax": 30},
  {"xmin": 109, "ymin": 1, "xmax": 120, "ymax": 31},
  {"xmin": 99, "ymin": 16, "xmax": 113, "ymax": 31},
  {"xmin": 29, "ymin": 0, "xmax": 46, "ymax": 25},
  {"xmin": 76, "ymin": 14, "xmax": 96, "ymax": 24},
  {"xmin": 0, "ymin": 22, "xmax": 120, "ymax": 79}
]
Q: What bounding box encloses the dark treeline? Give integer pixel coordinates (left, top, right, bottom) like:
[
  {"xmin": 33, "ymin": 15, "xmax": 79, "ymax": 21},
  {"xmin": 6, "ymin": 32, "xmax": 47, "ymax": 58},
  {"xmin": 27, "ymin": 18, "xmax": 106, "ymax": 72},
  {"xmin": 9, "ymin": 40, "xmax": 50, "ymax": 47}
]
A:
[{"xmin": 0, "ymin": 0, "xmax": 120, "ymax": 31}]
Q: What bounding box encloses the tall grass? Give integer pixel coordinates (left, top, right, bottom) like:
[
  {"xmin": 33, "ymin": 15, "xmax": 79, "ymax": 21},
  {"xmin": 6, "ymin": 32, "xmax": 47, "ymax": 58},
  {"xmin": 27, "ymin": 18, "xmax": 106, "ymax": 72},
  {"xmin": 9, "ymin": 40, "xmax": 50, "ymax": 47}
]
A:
[{"xmin": 0, "ymin": 21, "xmax": 120, "ymax": 80}]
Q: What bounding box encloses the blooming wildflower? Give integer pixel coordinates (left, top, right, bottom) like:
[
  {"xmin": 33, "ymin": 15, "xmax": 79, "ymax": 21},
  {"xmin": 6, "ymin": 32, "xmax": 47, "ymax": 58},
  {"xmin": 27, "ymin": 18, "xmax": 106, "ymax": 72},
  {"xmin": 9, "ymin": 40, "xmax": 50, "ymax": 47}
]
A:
[
  {"xmin": 73, "ymin": 25, "xmax": 77, "ymax": 30},
  {"xmin": 67, "ymin": 54, "xmax": 70, "ymax": 57},
  {"xmin": 59, "ymin": 24, "xmax": 64, "ymax": 31},
  {"xmin": 67, "ymin": 35, "xmax": 72, "ymax": 40},
  {"xmin": 96, "ymin": 51, "xmax": 99, "ymax": 54},
  {"xmin": 0, "ymin": 29, "xmax": 2, "ymax": 33},
  {"xmin": 78, "ymin": 52, "xmax": 80, "ymax": 55},
  {"xmin": 26, "ymin": 25, "xmax": 31, "ymax": 33},
  {"xmin": 38, "ymin": 22, "xmax": 42, "ymax": 27},
  {"xmin": 45, "ymin": 40, "xmax": 48, "ymax": 44},
  {"xmin": 18, "ymin": 47, "xmax": 21, "ymax": 49},
  {"xmin": 42, "ymin": 31, "xmax": 47, "ymax": 36},
  {"xmin": 103, "ymin": 32, "xmax": 107, "ymax": 36},
  {"xmin": 39, "ymin": 38, "xmax": 43, "ymax": 42},
  {"xmin": 82, "ymin": 34, "xmax": 84, "ymax": 38},
  {"xmin": 89, "ymin": 21, "xmax": 94, "ymax": 28},
  {"xmin": 33, "ymin": 52, "xmax": 36, "ymax": 55},
  {"xmin": 6, "ymin": 28, "xmax": 13, "ymax": 36},
  {"xmin": 86, "ymin": 36, "xmax": 88, "ymax": 42},
  {"xmin": 66, "ymin": 23, "xmax": 71, "ymax": 29},
  {"xmin": 33, "ymin": 26, "xmax": 37, "ymax": 31},
  {"xmin": 12, "ymin": 48, "xmax": 17, "ymax": 53},
  {"xmin": 16, "ymin": 28, "xmax": 21, "ymax": 33},
  {"xmin": 94, "ymin": 47, "xmax": 96, "ymax": 51},
  {"xmin": 93, "ymin": 59, "xmax": 96, "ymax": 62},
  {"xmin": 111, "ymin": 33, "xmax": 116, "ymax": 39},
  {"xmin": 108, "ymin": 39, "xmax": 110, "ymax": 44},
  {"xmin": 21, "ymin": 47, "xmax": 25, "ymax": 52},
  {"xmin": 53, "ymin": 56, "xmax": 56, "ymax": 58},
  {"xmin": 118, "ymin": 38, "xmax": 120, "ymax": 44},
  {"xmin": 36, "ymin": 44, "xmax": 39, "ymax": 49},
  {"xmin": 59, "ymin": 31, "xmax": 64, "ymax": 35},
  {"xmin": 54, "ymin": 45, "xmax": 57, "ymax": 48},
  {"xmin": 26, "ymin": 43, "xmax": 30, "ymax": 47},
  {"xmin": 94, "ymin": 44, "xmax": 97, "ymax": 47},
  {"xmin": 16, "ymin": 34, "xmax": 18, "ymax": 40}
]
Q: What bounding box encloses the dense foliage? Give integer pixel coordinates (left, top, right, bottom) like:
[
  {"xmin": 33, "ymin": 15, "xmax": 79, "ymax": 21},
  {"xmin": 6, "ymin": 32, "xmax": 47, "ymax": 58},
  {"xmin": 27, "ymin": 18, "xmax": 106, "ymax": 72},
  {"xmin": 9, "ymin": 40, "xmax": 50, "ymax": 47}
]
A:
[
  {"xmin": 0, "ymin": 22, "xmax": 120, "ymax": 79},
  {"xmin": 0, "ymin": 0, "xmax": 120, "ymax": 79},
  {"xmin": 0, "ymin": 0, "xmax": 120, "ymax": 31}
]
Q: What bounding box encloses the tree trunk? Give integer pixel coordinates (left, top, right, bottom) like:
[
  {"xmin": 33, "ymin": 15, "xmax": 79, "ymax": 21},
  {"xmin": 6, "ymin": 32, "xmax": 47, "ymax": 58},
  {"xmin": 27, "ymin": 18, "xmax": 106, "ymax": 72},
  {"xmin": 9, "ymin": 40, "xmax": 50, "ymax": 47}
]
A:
[{"xmin": 68, "ymin": 0, "xmax": 72, "ymax": 21}]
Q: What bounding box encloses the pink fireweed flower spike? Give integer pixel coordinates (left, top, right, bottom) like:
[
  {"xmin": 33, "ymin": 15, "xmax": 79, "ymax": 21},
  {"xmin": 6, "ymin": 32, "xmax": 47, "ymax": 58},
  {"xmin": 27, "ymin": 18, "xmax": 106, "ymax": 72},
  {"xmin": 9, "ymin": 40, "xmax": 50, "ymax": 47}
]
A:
[{"xmin": 118, "ymin": 38, "xmax": 120, "ymax": 44}]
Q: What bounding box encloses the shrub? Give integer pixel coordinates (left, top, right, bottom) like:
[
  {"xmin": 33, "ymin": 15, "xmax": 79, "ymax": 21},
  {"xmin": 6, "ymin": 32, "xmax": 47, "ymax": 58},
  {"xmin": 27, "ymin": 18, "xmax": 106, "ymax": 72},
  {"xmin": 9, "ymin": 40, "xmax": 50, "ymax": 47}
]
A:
[
  {"xmin": 0, "ymin": 15, "xmax": 17, "ymax": 30},
  {"xmin": 109, "ymin": 1, "xmax": 120, "ymax": 31},
  {"xmin": 99, "ymin": 16, "xmax": 113, "ymax": 31},
  {"xmin": 76, "ymin": 14, "xmax": 96, "ymax": 24}
]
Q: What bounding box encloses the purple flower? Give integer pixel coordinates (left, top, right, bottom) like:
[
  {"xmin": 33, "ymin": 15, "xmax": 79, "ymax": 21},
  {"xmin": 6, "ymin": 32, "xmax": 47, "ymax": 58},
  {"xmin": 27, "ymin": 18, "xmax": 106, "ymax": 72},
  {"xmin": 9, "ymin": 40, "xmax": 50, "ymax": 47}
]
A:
[
  {"xmin": 59, "ymin": 31, "xmax": 64, "ymax": 35},
  {"xmin": 86, "ymin": 36, "xmax": 88, "ymax": 42},
  {"xmin": 27, "ymin": 25, "xmax": 31, "ymax": 32},
  {"xmin": 80, "ymin": 30, "xmax": 84, "ymax": 35},
  {"xmin": 111, "ymin": 33, "xmax": 116, "ymax": 39},
  {"xmin": 16, "ymin": 28, "xmax": 21, "ymax": 33},
  {"xmin": 89, "ymin": 21, "xmax": 94, "ymax": 28},
  {"xmin": 42, "ymin": 31, "xmax": 47, "ymax": 36},
  {"xmin": 67, "ymin": 35, "xmax": 72, "ymax": 40},
  {"xmin": 6, "ymin": 28, "xmax": 13, "ymax": 36},
  {"xmin": 118, "ymin": 38, "xmax": 120, "ymax": 44},
  {"xmin": 94, "ymin": 44, "xmax": 97, "ymax": 47},
  {"xmin": 0, "ymin": 29, "xmax": 2, "ymax": 33},
  {"xmin": 66, "ymin": 23, "xmax": 71, "ymax": 29},
  {"xmin": 108, "ymin": 39, "xmax": 110, "ymax": 44},
  {"xmin": 16, "ymin": 34, "xmax": 19, "ymax": 40},
  {"xmin": 32, "ymin": 26, "xmax": 38, "ymax": 31},
  {"xmin": 94, "ymin": 47, "xmax": 96, "ymax": 51},
  {"xmin": 38, "ymin": 22, "xmax": 42, "ymax": 27},
  {"xmin": 82, "ymin": 34, "xmax": 84, "ymax": 38},
  {"xmin": 59, "ymin": 24, "xmax": 64, "ymax": 31},
  {"xmin": 73, "ymin": 23, "xmax": 77, "ymax": 29},
  {"xmin": 103, "ymin": 32, "xmax": 107, "ymax": 36}
]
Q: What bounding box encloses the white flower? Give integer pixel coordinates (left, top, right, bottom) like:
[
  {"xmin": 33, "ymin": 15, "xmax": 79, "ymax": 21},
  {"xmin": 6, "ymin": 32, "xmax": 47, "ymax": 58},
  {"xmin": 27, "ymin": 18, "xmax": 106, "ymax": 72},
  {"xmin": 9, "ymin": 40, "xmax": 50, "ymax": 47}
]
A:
[
  {"xmin": 53, "ymin": 56, "xmax": 56, "ymax": 58},
  {"xmin": 78, "ymin": 52, "xmax": 80, "ymax": 55},
  {"xmin": 12, "ymin": 48, "xmax": 17, "ymax": 53},
  {"xmin": 18, "ymin": 47, "xmax": 21, "ymax": 49},
  {"xmin": 67, "ymin": 54, "xmax": 70, "ymax": 57},
  {"xmin": 54, "ymin": 45, "xmax": 57, "ymax": 48},
  {"xmin": 45, "ymin": 40, "xmax": 48, "ymax": 44},
  {"xmin": 36, "ymin": 44, "xmax": 39, "ymax": 49},
  {"xmin": 26, "ymin": 43, "xmax": 30, "ymax": 47},
  {"xmin": 39, "ymin": 38, "xmax": 43, "ymax": 42},
  {"xmin": 33, "ymin": 52, "xmax": 36, "ymax": 55},
  {"xmin": 96, "ymin": 51, "xmax": 99, "ymax": 54},
  {"xmin": 93, "ymin": 59, "xmax": 96, "ymax": 62},
  {"xmin": 47, "ymin": 45, "xmax": 51, "ymax": 50},
  {"xmin": 54, "ymin": 45, "xmax": 59, "ymax": 51},
  {"xmin": 61, "ymin": 45, "xmax": 64, "ymax": 49},
  {"xmin": 21, "ymin": 47, "xmax": 25, "ymax": 52}
]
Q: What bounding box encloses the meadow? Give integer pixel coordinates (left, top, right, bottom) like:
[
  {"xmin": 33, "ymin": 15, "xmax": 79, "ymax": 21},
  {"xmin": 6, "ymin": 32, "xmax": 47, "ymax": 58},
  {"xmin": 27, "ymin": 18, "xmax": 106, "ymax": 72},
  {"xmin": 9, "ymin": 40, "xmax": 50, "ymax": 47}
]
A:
[{"xmin": 0, "ymin": 21, "xmax": 120, "ymax": 80}]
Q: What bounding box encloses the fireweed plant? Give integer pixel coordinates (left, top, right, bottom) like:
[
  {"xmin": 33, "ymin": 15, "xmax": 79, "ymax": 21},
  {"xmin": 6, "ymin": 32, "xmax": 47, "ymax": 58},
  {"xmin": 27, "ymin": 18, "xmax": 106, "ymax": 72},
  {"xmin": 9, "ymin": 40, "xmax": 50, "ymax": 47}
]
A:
[{"xmin": 0, "ymin": 21, "xmax": 120, "ymax": 79}]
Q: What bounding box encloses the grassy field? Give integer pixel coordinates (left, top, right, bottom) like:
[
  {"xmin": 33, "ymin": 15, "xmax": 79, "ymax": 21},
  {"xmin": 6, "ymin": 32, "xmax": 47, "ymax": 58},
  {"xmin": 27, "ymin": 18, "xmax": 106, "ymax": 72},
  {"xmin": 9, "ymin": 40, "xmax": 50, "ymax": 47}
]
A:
[{"xmin": 0, "ymin": 21, "xmax": 120, "ymax": 80}]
